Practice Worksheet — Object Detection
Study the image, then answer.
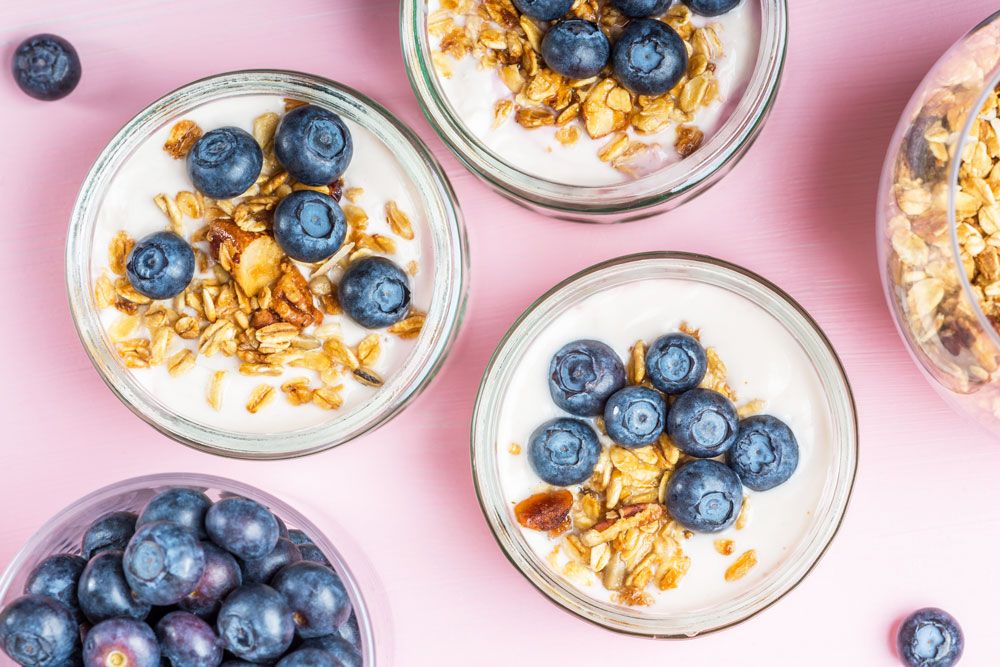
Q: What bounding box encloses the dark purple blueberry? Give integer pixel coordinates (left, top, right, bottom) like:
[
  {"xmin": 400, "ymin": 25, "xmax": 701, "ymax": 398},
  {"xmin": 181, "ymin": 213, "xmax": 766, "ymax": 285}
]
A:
[
  {"xmin": 275, "ymin": 516, "xmax": 289, "ymax": 539},
  {"xmin": 123, "ymin": 522, "xmax": 206, "ymax": 606},
  {"xmin": 336, "ymin": 613, "xmax": 361, "ymax": 651},
  {"xmin": 665, "ymin": 459, "xmax": 743, "ymax": 533},
  {"xmin": 645, "ymin": 333, "xmax": 707, "ymax": 394},
  {"xmin": 299, "ymin": 635, "xmax": 361, "ymax": 667},
  {"xmin": 286, "ymin": 530, "xmax": 311, "ymax": 547},
  {"xmin": 82, "ymin": 619, "xmax": 159, "ymax": 667},
  {"xmin": 275, "ymin": 648, "xmax": 340, "ymax": 667},
  {"xmin": 125, "ymin": 231, "xmax": 196, "ymax": 300},
  {"xmin": 178, "ymin": 543, "xmax": 242, "ymax": 619},
  {"xmin": 274, "ymin": 105, "xmax": 353, "ymax": 186},
  {"xmin": 187, "ymin": 127, "xmax": 263, "ymax": 199},
  {"xmin": 548, "ymin": 340, "xmax": 625, "ymax": 417},
  {"xmin": 611, "ymin": 0, "xmax": 673, "ymax": 17},
  {"xmin": 24, "ymin": 555, "xmax": 86, "ymax": 617},
  {"xmin": 296, "ymin": 545, "xmax": 331, "ymax": 567},
  {"xmin": 897, "ymin": 608, "xmax": 964, "ymax": 667},
  {"xmin": 81, "ymin": 511, "xmax": 136, "ymax": 560},
  {"xmin": 156, "ymin": 611, "xmax": 222, "ymax": 667},
  {"xmin": 12, "ymin": 34, "xmax": 81, "ymax": 101},
  {"xmin": 338, "ymin": 257, "xmax": 412, "ymax": 329},
  {"xmin": 216, "ymin": 584, "xmax": 294, "ymax": 663},
  {"xmin": 0, "ymin": 595, "xmax": 78, "ymax": 666},
  {"xmin": 205, "ymin": 498, "xmax": 280, "ymax": 561},
  {"xmin": 271, "ymin": 562, "xmax": 350, "ymax": 639},
  {"xmin": 239, "ymin": 538, "xmax": 302, "ymax": 585},
  {"xmin": 540, "ymin": 20, "xmax": 609, "ymax": 79},
  {"xmin": 603, "ymin": 386, "xmax": 667, "ymax": 448},
  {"xmin": 666, "ymin": 388, "xmax": 739, "ymax": 458},
  {"xmin": 512, "ymin": 0, "xmax": 573, "ymax": 20},
  {"xmin": 272, "ymin": 191, "xmax": 347, "ymax": 263},
  {"xmin": 137, "ymin": 487, "xmax": 213, "ymax": 539},
  {"xmin": 77, "ymin": 551, "xmax": 150, "ymax": 623},
  {"xmin": 528, "ymin": 418, "xmax": 601, "ymax": 487},
  {"xmin": 612, "ymin": 18, "xmax": 688, "ymax": 95},
  {"xmin": 725, "ymin": 415, "xmax": 799, "ymax": 491},
  {"xmin": 682, "ymin": 0, "xmax": 741, "ymax": 16}
]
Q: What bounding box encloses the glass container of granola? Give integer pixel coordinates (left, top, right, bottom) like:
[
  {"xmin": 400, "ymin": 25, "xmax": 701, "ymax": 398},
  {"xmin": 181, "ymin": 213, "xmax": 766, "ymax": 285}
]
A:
[
  {"xmin": 66, "ymin": 70, "xmax": 468, "ymax": 459},
  {"xmin": 877, "ymin": 12, "xmax": 1000, "ymax": 434},
  {"xmin": 0, "ymin": 473, "xmax": 389, "ymax": 664},
  {"xmin": 402, "ymin": 0, "xmax": 787, "ymax": 222},
  {"xmin": 471, "ymin": 252, "xmax": 857, "ymax": 636}
]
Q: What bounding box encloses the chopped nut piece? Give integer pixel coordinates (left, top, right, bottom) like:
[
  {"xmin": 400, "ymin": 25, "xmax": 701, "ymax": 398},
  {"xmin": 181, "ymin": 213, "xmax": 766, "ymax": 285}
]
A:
[
  {"xmin": 515, "ymin": 490, "xmax": 573, "ymax": 531},
  {"xmin": 163, "ymin": 120, "xmax": 202, "ymax": 159},
  {"xmin": 508, "ymin": 442, "xmax": 522, "ymax": 455}
]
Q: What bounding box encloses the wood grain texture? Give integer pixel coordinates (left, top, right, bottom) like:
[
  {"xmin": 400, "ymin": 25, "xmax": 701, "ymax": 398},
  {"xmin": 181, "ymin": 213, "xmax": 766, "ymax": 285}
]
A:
[{"xmin": 2, "ymin": 1, "xmax": 1000, "ymax": 664}]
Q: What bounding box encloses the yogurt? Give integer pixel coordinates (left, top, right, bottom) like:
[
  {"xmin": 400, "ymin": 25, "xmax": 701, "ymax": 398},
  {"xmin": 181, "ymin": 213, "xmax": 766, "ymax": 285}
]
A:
[
  {"xmin": 496, "ymin": 278, "xmax": 835, "ymax": 613},
  {"xmin": 90, "ymin": 95, "xmax": 434, "ymax": 434},
  {"xmin": 427, "ymin": 1, "xmax": 761, "ymax": 186}
]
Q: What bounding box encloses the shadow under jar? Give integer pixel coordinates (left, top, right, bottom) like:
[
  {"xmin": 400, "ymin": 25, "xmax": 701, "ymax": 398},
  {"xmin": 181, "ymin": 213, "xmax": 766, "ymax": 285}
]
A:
[
  {"xmin": 878, "ymin": 11, "xmax": 1000, "ymax": 435},
  {"xmin": 66, "ymin": 71, "xmax": 468, "ymax": 459},
  {"xmin": 401, "ymin": 0, "xmax": 787, "ymax": 222}
]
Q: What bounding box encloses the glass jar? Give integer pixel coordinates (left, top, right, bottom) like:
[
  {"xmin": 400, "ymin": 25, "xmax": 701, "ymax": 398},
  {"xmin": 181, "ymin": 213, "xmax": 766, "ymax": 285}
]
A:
[
  {"xmin": 877, "ymin": 12, "xmax": 1000, "ymax": 434},
  {"xmin": 401, "ymin": 0, "xmax": 787, "ymax": 222},
  {"xmin": 0, "ymin": 473, "xmax": 390, "ymax": 664},
  {"xmin": 66, "ymin": 70, "xmax": 469, "ymax": 459},
  {"xmin": 471, "ymin": 252, "xmax": 857, "ymax": 637}
]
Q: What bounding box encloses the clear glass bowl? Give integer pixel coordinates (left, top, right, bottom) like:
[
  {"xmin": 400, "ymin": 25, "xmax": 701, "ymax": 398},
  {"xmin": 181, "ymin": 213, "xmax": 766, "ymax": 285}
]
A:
[
  {"xmin": 401, "ymin": 1, "xmax": 787, "ymax": 222},
  {"xmin": 877, "ymin": 11, "xmax": 1000, "ymax": 434},
  {"xmin": 66, "ymin": 70, "xmax": 469, "ymax": 459},
  {"xmin": 471, "ymin": 252, "xmax": 857, "ymax": 637},
  {"xmin": 0, "ymin": 473, "xmax": 389, "ymax": 664}
]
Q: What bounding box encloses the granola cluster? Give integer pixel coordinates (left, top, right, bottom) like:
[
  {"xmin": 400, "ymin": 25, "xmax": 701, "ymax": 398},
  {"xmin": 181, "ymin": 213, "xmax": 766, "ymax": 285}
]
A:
[
  {"xmin": 95, "ymin": 100, "xmax": 424, "ymax": 415},
  {"xmin": 514, "ymin": 325, "xmax": 757, "ymax": 606},
  {"xmin": 429, "ymin": 0, "xmax": 725, "ymax": 175}
]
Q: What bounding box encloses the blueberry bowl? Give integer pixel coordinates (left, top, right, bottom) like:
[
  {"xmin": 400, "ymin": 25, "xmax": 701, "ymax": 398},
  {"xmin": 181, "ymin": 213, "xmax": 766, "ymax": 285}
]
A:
[
  {"xmin": 471, "ymin": 253, "xmax": 857, "ymax": 637},
  {"xmin": 0, "ymin": 473, "xmax": 388, "ymax": 665}
]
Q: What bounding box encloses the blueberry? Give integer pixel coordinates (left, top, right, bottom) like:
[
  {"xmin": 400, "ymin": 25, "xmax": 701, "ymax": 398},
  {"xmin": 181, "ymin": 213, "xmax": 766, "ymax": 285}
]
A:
[
  {"xmin": 665, "ymin": 459, "xmax": 743, "ymax": 533},
  {"xmin": 603, "ymin": 386, "xmax": 666, "ymax": 448},
  {"xmin": 725, "ymin": 415, "xmax": 799, "ymax": 491},
  {"xmin": 24, "ymin": 555, "xmax": 86, "ymax": 617},
  {"xmin": 0, "ymin": 595, "xmax": 78, "ymax": 666},
  {"xmin": 82, "ymin": 619, "xmax": 159, "ymax": 667},
  {"xmin": 205, "ymin": 497, "xmax": 280, "ymax": 561},
  {"xmin": 122, "ymin": 522, "xmax": 205, "ymax": 606},
  {"xmin": 682, "ymin": 0, "xmax": 741, "ymax": 16},
  {"xmin": 548, "ymin": 340, "xmax": 625, "ymax": 417},
  {"xmin": 897, "ymin": 608, "xmax": 964, "ymax": 667},
  {"xmin": 240, "ymin": 538, "xmax": 302, "ymax": 585},
  {"xmin": 272, "ymin": 191, "xmax": 347, "ymax": 263},
  {"xmin": 612, "ymin": 18, "xmax": 688, "ymax": 95},
  {"xmin": 338, "ymin": 257, "xmax": 411, "ymax": 329},
  {"xmin": 216, "ymin": 584, "xmax": 294, "ymax": 663},
  {"xmin": 77, "ymin": 550, "xmax": 150, "ymax": 623},
  {"xmin": 335, "ymin": 614, "xmax": 361, "ymax": 651},
  {"xmin": 274, "ymin": 105, "xmax": 353, "ymax": 186},
  {"xmin": 528, "ymin": 418, "xmax": 601, "ymax": 487},
  {"xmin": 299, "ymin": 636, "xmax": 361, "ymax": 667},
  {"xmin": 511, "ymin": 0, "xmax": 573, "ymax": 20},
  {"xmin": 666, "ymin": 388, "xmax": 739, "ymax": 458},
  {"xmin": 137, "ymin": 487, "xmax": 212, "ymax": 539},
  {"xmin": 611, "ymin": 0, "xmax": 673, "ymax": 17},
  {"xmin": 276, "ymin": 648, "xmax": 342, "ymax": 667},
  {"xmin": 125, "ymin": 231, "xmax": 195, "ymax": 300},
  {"xmin": 156, "ymin": 611, "xmax": 222, "ymax": 667},
  {"xmin": 187, "ymin": 127, "xmax": 263, "ymax": 199},
  {"xmin": 645, "ymin": 333, "xmax": 707, "ymax": 394},
  {"xmin": 178, "ymin": 543, "xmax": 242, "ymax": 618},
  {"xmin": 271, "ymin": 562, "xmax": 351, "ymax": 639},
  {"xmin": 297, "ymin": 545, "xmax": 331, "ymax": 567},
  {"xmin": 81, "ymin": 511, "xmax": 136, "ymax": 560},
  {"xmin": 286, "ymin": 530, "xmax": 312, "ymax": 546},
  {"xmin": 12, "ymin": 35, "xmax": 81, "ymax": 101},
  {"xmin": 540, "ymin": 20, "xmax": 609, "ymax": 80},
  {"xmin": 275, "ymin": 516, "xmax": 289, "ymax": 539}
]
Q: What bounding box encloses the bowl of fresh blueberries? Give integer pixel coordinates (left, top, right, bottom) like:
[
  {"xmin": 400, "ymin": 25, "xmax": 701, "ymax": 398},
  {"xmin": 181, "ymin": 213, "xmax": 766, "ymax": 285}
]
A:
[{"xmin": 0, "ymin": 474, "xmax": 378, "ymax": 667}]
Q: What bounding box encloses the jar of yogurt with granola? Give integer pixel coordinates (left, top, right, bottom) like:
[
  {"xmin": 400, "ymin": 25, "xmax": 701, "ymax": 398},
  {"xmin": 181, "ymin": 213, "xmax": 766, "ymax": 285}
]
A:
[
  {"xmin": 403, "ymin": 0, "xmax": 787, "ymax": 220},
  {"xmin": 67, "ymin": 71, "xmax": 468, "ymax": 458}
]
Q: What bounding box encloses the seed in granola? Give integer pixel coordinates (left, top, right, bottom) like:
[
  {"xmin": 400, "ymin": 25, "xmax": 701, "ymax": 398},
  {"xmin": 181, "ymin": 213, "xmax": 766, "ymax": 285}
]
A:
[
  {"xmin": 352, "ymin": 367, "xmax": 383, "ymax": 387},
  {"xmin": 515, "ymin": 490, "xmax": 573, "ymax": 532}
]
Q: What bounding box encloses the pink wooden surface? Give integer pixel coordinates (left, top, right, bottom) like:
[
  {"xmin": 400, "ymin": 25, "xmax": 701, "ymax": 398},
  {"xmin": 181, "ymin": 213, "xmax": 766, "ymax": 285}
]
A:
[{"xmin": 2, "ymin": 0, "xmax": 999, "ymax": 664}]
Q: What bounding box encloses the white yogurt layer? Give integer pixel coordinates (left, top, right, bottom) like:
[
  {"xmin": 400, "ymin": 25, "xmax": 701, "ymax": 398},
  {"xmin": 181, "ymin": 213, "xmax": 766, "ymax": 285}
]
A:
[
  {"xmin": 496, "ymin": 278, "xmax": 835, "ymax": 614},
  {"xmin": 428, "ymin": 1, "xmax": 760, "ymax": 186},
  {"xmin": 90, "ymin": 95, "xmax": 434, "ymax": 434}
]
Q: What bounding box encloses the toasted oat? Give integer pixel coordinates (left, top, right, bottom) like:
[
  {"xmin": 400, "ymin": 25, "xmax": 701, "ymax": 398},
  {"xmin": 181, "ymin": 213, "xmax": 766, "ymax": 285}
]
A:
[
  {"xmin": 163, "ymin": 120, "xmax": 202, "ymax": 159},
  {"xmin": 167, "ymin": 349, "xmax": 196, "ymax": 377},
  {"xmin": 508, "ymin": 442, "xmax": 522, "ymax": 455},
  {"xmin": 357, "ymin": 334, "xmax": 381, "ymax": 367},
  {"xmin": 385, "ymin": 201, "xmax": 415, "ymax": 240},
  {"xmin": 94, "ymin": 275, "xmax": 116, "ymax": 309},
  {"xmin": 312, "ymin": 384, "xmax": 344, "ymax": 410},
  {"xmin": 387, "ymin": 312, "xmax": 425, "ymax": 339},
  {"xmin": 714, "ymin": 539, "xmax": 735, "ymax": 556},
  {"xmin": 109, "ymin": 231, "xmax": 134, "ymax": 276},
  {"xmin": 735, "ymin": 496, "xmax": 750, "ymax": 530},
  {"xmin": 724, "ymin": 549, "xmax": 758, "ymax": 582},
  {"xmin": 208, "ymin": 371, "xmax": 226, "ymax": 411},
  {"xmin": 246, "ymin": 383, "xmax": 275, "ymax": 414}
]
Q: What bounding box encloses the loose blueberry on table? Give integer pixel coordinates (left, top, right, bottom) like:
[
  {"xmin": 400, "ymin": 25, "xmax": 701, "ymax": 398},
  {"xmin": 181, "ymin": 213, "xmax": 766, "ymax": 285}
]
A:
[
  {"xmin": 897, "ymin": 608, "xmax": 964, "ymax": 667},
  {"xmin": 12, "ymin": 34, "xmax": 81, "ymax": 101}
]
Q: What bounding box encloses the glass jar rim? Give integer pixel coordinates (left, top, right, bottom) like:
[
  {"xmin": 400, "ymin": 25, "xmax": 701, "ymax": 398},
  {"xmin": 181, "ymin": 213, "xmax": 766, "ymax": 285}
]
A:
[
  {"xmin": 400, "ymin": 1, "xmax": 788, "ymax": 217},
  {"xmin": 65, "ymin": 70, "xmax": 469, "ymax": 459},
  {"xmin": 470, "ymin": 251, "xmax": 858, "ymax": 637}
]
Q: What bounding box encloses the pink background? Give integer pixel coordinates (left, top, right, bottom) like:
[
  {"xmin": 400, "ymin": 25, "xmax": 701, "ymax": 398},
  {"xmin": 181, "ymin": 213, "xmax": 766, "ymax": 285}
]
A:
[{"xmin": 1, "ymin": 0, "xmax": 998, "ymax": 664}]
